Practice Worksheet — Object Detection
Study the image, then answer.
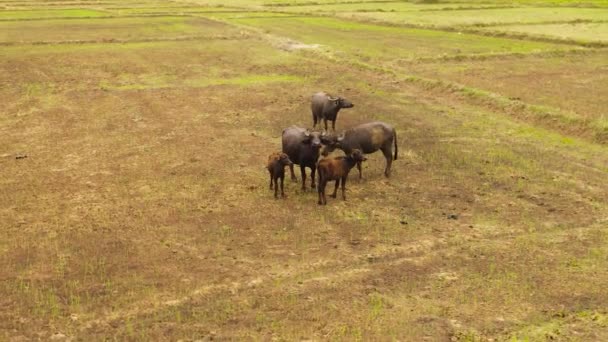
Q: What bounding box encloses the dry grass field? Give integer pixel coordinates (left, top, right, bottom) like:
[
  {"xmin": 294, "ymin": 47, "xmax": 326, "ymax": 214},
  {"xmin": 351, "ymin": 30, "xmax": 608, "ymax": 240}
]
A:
[{"xmin": 1, "ymin": 0, "xmax": 607, "ymax": 341}]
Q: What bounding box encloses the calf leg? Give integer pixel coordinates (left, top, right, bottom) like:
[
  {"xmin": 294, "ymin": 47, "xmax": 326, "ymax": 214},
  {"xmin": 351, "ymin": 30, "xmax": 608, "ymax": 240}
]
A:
[
  {"xmin": 341, "ymin": 176, "xmax": 347, "ymax": 201},
  {"xmin": 310, "ymin": 166, "xmax": 316, "ymax": 189},
  {"xmin": 317, "ymin": 179, "xmax": 324, "ymax": 205},
  {"xmin": 356, "ymin": 161, "xmax": 362, "ymax": 179},
  {"xmin": 331, "ymin": 178, "xmax": 340, "ymax": 198},
  {"xmin": 381, "ymin": 147, "xmax": 393, "ymax": 178},
  {"xmin": 273, "ymin": 176, "xmax": 279, "ymax": 199},
  {"xmin": 269, "ymin": 171, "xmax": 274, "ymax": 190}
]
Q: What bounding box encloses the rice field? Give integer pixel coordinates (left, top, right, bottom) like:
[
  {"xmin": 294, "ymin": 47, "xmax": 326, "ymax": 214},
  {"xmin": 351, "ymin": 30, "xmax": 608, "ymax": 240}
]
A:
[{"xmin": 1, "ymin": 0, "xmax": 607, "ymax": 340}]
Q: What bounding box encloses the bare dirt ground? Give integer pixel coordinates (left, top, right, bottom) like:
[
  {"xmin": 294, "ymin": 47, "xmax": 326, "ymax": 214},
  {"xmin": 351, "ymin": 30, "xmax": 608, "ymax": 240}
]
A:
[{"xmin": 1, "ymin": 1, "xmax": 607, "ymax": 341}]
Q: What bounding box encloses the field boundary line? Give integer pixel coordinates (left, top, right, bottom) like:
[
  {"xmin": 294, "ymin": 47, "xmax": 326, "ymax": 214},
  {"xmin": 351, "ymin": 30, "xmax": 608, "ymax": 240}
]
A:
[
  {"xmin": 0, "ymin": 34, "xmax": 251, "ymax": 47},
  {"xmin": 396, "ymin": 75, "xmax": 607, "ymax": 144},
  {"xmin": 400, "ymin": 47, "xmax": 606, "ymax": 63},
  {"xmin": 460, "ymin": 27, "xmax": 608, "ymax": 48},
  {"xmin": 263, "ymin": 12, "xmax": 608, "ymax": 48},
  {"xmin": 0, "ymin": 13, "xmax": 236, "ymax": 22},
  {"xmin": 262, "ymin": 1, "xmax": 607, "ymax": 9},
  {"xmin": 206, "ymin": 15, "xmax": 607, "ymax": 143},
  {"xmin": 464, "ymin": 18, "xmax": 608, "ymax": 27},
  {"xmin": 262, "ymin": 0, "xmax": 412, "ymax": 7},
  {"xmin": 338, "ymin": 15, "xmax": 608, "ymax": 47},
  {"xmin": 310, "ymin": 44, "xmax": 607, "ymax": 143}
]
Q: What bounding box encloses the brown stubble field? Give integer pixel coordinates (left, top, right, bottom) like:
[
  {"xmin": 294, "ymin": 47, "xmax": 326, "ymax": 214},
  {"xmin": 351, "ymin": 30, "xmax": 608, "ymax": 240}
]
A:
[{"xmin": 1, "ymin": 1, "xmax": 608, "ymax": 341}]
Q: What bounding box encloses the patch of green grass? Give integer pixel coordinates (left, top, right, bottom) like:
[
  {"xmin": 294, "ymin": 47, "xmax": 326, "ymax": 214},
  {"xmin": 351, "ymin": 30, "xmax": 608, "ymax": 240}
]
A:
[
  {"xmin": 0, "ymin": 17, "xmax": 237, "ymax": 43},
  {"xmin": 0, "ymin": 9, "xmax": 109, "ymax": 20},
  {"xmin": 227, "ymin": 16, "xmax": 568, "ymax": 61},
  {"xmin": 426, "ymin": 0, "xmax": 608, "ymax": 6},
  {"xmin": 482, "ymin": 22, "xmax": 608, "ymax": 43},
  {"xmin": 0, "ymin": 40, "xmax": 172, "ymax": 56},
  {"xmin": 194, "ymin": 11, "xmax": 296, "ymax": 19},
  {"xmin": 509, "ymin": 310, "xmax": 608, "ymax": 341},
  {"xmin": 108, "ymin": 6, "xmax": 245, "ymax": 15},
  {"xmin": 100, "ymin": 74, "xmax": 305, "ymax": 90},
  {"xmin": 340, "ymin": 7, "xmax": 608, "ymax": 28},
  {"xmin": 267, "ymin": 2, "xmax": 506, "ymax": 13}
]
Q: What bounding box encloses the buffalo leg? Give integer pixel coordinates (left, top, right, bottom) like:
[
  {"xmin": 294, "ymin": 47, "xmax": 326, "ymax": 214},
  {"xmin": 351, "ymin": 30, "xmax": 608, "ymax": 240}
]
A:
[
  {"xmin": 273, "ymin": 177, "xmax": 279, "ymax": 199},
  {"xmin": 269, "ymin": 172, "xmax": 274, "ymax": 190},
  {"xmin": 356, "ymin": 161, "xmax": 362, "ymax": 179},
  {"xmin": 300, "ymin": 165, "xmax": 307, "ymax": 190},
  {"xmin": 323, "ymin": 118, "xmax": 328, "ymax": 131},
  {"xmin": 280, "ymin": 176, "xmax": 286, "ymax": 198},
  {"xmin": 310, "ymin": 166, "xmax": 316, "ymax": 189},
  {"xmin": 382, "ymin": 147, "xmax": 393, "ymax": 177},
  {"xmin": 289, "ymin": 164, "xmax": 297, "ymax": 182},
  {"xmin": 331, "ymin": 179, "xmax": 339, "ymax": 198},
  {"xmin": 341, "ymin": 176, "xmax": 347, "ymax": 200},
  {"xmin": 317, "ymin": 179, "xmax": 324, "ymax": 205},
  {"xmin": 313, "ymin": 114, "xmax": 317, "ymax": 128},
  {"xmin": 331, "ymin": 120, "xmax": 336, "ymax": 132}
]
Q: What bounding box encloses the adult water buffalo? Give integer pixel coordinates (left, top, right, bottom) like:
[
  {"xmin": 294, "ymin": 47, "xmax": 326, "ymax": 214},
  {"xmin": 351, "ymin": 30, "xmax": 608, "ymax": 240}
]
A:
[
  {"xmin": 281, "ymin": 126, "xmax": 329, "ymax": 190},
  {"xmin": 311, "ymin": 92, "xmax": 354, "ymax": 131},
  {"xmin": 324, "ymin": 121, "xmax": 397, "ymax": 178}
]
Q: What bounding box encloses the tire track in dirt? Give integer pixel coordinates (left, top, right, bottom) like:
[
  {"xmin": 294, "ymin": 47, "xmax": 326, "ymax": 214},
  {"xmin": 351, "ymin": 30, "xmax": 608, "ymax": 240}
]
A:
[{"xmin": 76, "ymin": 237, "xmax": 439, "ymax": 335}]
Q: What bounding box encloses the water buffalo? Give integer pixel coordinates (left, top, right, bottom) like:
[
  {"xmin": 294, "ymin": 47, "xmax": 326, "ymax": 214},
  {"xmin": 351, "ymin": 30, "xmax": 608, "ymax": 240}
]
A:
[
  {"xmin": 317, "ymin": 149, "xmax": 367, "ymax": 205},
  {"xmin": 324, "ymin": 121, "xmax": 397, "ymax": 178},
  {"xmin": 311, "ymin": 91, "xmax": 354, "ymax": 131},
  {"xmin": 281, "ymin": 126, "xmax": 329, "ymax": 190},
  {"xmin": 267, "ymin": 152, "xmax": 293, "ymax": 199}
]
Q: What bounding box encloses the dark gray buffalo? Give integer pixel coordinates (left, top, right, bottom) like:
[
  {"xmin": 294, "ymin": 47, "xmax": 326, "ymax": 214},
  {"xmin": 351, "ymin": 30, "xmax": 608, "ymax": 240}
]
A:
[
  {"xmin": 282, "ymin": 126, "xmax": 329, "ymax": 190},
  {"xmin": 311, "ymin": 91, "xmax": 354, "ymax": 131},
  {"xmin": 325, "ymin": 121, "xmax": 398, "ymax": 178}
]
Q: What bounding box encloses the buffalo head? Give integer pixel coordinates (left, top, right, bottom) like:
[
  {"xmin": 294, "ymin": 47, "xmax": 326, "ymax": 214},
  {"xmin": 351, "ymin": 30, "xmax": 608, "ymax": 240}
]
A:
[
  {"xmin": 350, "ymin": 149, "xmax": 367, "ymax": 162},
  {"xmin": 303, "ymin": 129, "xmax": 324, "ymax": 151},
  {"xmin": 328, "ymin": 96, "xmax": 354, "ymax": 109},
  {"xmin": 319, "ymin": 131, "xmax": 342, "ymax": 156}
]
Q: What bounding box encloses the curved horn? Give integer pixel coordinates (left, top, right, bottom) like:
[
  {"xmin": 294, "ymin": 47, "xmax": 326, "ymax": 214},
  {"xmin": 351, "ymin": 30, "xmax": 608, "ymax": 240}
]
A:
[
  {"xmin": 304, "ymin": 129, "xmax": 311, "ymax": 137},
  {"xmin": 337, "ymin": 131, "xmax": 346, "ymax": 141}
]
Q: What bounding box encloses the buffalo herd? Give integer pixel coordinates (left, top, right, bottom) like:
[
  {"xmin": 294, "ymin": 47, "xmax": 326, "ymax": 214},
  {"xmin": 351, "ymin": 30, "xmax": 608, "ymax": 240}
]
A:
[{"xmin": 267, "ymin": 92, "xmax": 398, "ymax": 204}]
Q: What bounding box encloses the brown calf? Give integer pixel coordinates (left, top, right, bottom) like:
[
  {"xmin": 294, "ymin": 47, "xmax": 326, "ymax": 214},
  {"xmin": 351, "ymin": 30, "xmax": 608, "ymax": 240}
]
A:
[
  {"xmin": 317, "ymin": 149, "xmax": 367, "ymax": 205},
  {"xmin": 267, "ymin": 152, "xmax": 294, "ymax": 199}
]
